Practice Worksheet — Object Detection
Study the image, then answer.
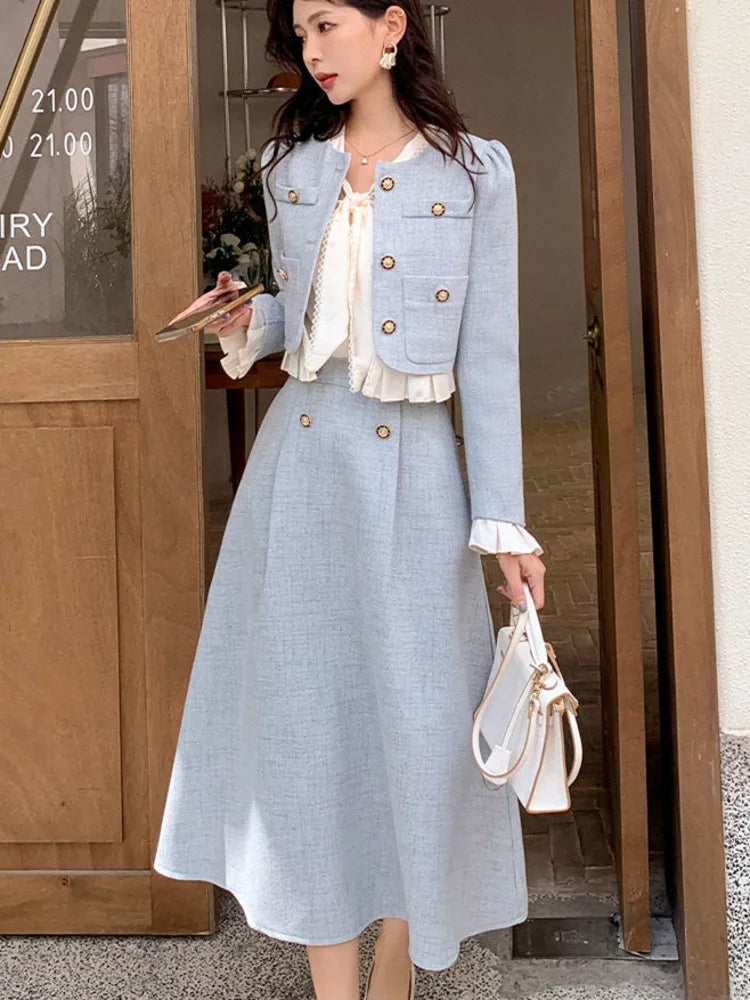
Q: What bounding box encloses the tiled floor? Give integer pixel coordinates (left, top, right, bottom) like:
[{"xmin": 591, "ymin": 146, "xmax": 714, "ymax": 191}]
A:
[{"xmin": 206, "ymin": 387, "xmax": 666, "ymax": 920}]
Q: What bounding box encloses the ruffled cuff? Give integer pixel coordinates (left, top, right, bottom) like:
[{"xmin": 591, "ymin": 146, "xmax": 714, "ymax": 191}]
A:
[
  {"xmin": 469, "ymin": 519, "xmax": 544, "ymax": 556},
  {"xmin": 218, "ymin": 302, "xmax": 267, "ymax": 380}
]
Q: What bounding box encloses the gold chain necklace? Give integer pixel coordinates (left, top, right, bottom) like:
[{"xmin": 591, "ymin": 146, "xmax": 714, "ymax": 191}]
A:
[{"xmin": 344, "ymin": 126, "xmax": 418, "ymax": 165}]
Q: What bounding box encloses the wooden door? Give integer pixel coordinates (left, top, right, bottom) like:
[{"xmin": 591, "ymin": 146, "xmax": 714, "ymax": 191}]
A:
[
  {"xmin": 626, "ymin": 1, "xmax": 730, "ymax": 995},
  {"xmin": 0, "ymin": 0, "xmax": 213, "ymax": 933},
  {"xmin": 572, "ymin": 0, "xmax": 651, "ymax": 951}
]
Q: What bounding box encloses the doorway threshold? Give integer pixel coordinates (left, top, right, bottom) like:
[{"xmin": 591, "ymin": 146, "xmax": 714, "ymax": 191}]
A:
[{"xmin": 511, "ymin": 915, "xmax": 679, "ymax": 961}]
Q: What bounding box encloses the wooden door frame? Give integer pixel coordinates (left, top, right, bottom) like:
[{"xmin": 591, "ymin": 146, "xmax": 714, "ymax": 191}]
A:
[
  {"xmin": 626, "ymin": 1, "xmax": 730, "ymax": 996},
  {"xmin": 129, "ymin": 0, "xmax": 215, "ymax": 931},
  {"xmin": 573, "ymin": 0, "xmax": 651, "ymax": 953},
  {"xmin": 0, "ymin": 0, "xmax": 210, "ymax": 931}
]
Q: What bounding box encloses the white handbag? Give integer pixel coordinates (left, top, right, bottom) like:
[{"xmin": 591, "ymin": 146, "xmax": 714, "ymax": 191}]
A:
[{"xmin": 471, "ymin": 581, "xmax": 583, "ymax": 813}]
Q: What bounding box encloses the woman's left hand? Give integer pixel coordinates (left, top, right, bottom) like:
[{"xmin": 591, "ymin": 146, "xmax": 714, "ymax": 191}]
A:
[{"xmin": 496, "ymin": 552, "xmax": 546, "ymax": 611}]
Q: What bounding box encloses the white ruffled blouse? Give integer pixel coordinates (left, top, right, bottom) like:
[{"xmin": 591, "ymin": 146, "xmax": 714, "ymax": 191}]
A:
[{"xmin": 219, "ymin": 125, "xmax": 543, "ymax": 558}]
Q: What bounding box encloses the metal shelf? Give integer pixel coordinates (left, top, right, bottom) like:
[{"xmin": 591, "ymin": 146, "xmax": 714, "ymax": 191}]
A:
[
  {"xmin": 214, "ymin": 1, "xmax": 449, "ymax": 12},
  {"xmin": 221, "ymin": 87, "xmax": 297, "ymax": 98}
]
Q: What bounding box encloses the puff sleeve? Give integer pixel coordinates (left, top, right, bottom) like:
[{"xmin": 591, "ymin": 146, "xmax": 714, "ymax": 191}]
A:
[{"xmin": 454, "ymin": 138, "xmax": 526, "ymax": 529}]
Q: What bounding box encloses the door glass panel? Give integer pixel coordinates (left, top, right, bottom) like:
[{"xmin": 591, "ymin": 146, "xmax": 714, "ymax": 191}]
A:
[{"xmin": 0, "ymin": 0, "xmax": 132, "ymax": 341}]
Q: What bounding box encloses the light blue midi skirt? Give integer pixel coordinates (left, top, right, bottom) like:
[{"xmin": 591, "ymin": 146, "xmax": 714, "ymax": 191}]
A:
[{"xmin": 152, "ymin": 356, "xmax": 528, "ymax": 970}]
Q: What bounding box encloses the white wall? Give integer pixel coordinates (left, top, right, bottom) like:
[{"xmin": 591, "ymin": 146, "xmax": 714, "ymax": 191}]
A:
[{"xmin": 685, "ymin": 1, "xmax": 750, "ymax": 736}]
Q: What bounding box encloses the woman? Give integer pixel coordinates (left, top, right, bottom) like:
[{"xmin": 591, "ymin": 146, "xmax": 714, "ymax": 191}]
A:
[{"xmin": 153, "ymin": 2, "xmax": 547, "ymax": 998}]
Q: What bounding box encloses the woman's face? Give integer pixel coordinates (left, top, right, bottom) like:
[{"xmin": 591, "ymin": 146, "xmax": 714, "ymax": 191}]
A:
[{"xmin": 291, "ymin": 1, "xmax": 402, "ymax": 105}]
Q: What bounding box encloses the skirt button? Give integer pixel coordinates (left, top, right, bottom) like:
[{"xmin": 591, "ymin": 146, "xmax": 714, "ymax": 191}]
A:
[
  {"xmin": 376, "ymin": 424, "xmax": 391, "ymax": 438},
  {"xmin": 300, "ymin": 413, "xmax": 311, "ymax": 427}
]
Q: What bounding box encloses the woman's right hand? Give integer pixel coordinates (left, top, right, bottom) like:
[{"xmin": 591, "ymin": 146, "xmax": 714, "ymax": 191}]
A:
[{"xmin": 167, "ymin": 271, "xmax": 254, "ymax": 338}]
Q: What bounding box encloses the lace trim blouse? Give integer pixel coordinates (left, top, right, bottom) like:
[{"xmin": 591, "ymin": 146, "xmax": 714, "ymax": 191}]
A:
[{"xmin": 279, "ymin": 126, "xmax": 457, "ymax": 403}]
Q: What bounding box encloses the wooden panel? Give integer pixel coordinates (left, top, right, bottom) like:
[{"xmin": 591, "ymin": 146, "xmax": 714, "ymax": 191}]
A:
[
  {"xmin": 626, "ymin": 1, "xmax": 730, "ymax": 995},
  {"xmin": 0, "ymin": 0, "xmax": 210, "ymax": 934},
  {"xmin": 129, "ymin": 0, "xmax": 214, "ymax": 930},
  {"xmin": 573, "ymin": 0, "xmax": 651, "ymax": 951},
  {"xmin": 0, "ymin": 341, "xmax": 138, "ymax": 403},
  {"xmin": 0, "ymin": 401, "xmax": 149, "ymax": 873},
  {"xmin": 0, "ymin": 426, "xmax": 122, "ymax": 843},
  {"xmin": 0, "ymin": 873, "xmax": 152, "ymax": 933}
]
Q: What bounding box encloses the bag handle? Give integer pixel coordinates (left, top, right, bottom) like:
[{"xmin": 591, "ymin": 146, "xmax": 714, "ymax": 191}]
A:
[
  {"xmin": 545, "ymin": 643, "xmax": 583, "ymax": 787},
  {"xmin": 473, "ymin": 687, "xmax": 583, "ymax": 786},
  {"xmin": 512, "ymin": 580, "xmax": 547, "ymax": 667},
  {"xmin": 476, "ymin": 580, "xmax": 546, "ymax": 730},
  {"xmin": 472, "ymin": 602, "xmax": 529, "ymax": 725},
  {"xmin": 561, "ymin": 701, "xmax": 584, "ymax": 787},
  {"xmin": 471, "ymin": 603, "xmax": 534, "ymax": 781}
]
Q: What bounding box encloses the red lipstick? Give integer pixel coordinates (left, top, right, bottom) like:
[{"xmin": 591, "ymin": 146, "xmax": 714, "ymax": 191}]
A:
[{"xmin": 316, "ymin": 73, "xmax": 337, "ymax": 90}]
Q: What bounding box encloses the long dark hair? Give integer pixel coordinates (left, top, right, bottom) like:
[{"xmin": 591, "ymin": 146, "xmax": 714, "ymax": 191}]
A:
[{"xmin": 257, "ymin": 0, "xmax": 484, "ymax": 220}]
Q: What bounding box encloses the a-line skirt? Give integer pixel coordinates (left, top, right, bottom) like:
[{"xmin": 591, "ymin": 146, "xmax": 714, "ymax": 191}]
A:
[{"xmin": 152, "ymin": 355, "xmax": 528, "ymax": 971}]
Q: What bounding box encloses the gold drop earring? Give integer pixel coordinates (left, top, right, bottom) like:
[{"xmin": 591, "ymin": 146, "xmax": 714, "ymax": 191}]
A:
[{"xmin": 379, "ymin": 41, "xmax": 398, "ymax": 69}]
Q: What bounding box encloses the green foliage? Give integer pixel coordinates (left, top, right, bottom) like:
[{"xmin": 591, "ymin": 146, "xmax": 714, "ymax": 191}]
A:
[
  {"xmin": 201, "ymin": 149, "xmax": 277, "ymax": 295},
  {"xmin": 60, "ymin": 157, "xmax": 132, "ymax": 336}
]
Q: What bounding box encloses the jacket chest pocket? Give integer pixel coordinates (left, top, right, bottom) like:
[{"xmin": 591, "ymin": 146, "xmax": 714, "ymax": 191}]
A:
[
  {"xmin": 273, "ymin": 181, "xmax": 321, "ymax": 254},
  {"xmin": 400, "ymin": 195, "xmax": 474, "ymax": 219},
  {"xmin": 399, "ymin": 195, "xmax": 474, "ymax": 275},
  {"xmin": 274, "ymin": 252, "xmax": 302, "ymax": 309},
  {"xmin": 401, "ymin": 273, "xmax": 470, "ymax": 364},
  {"xmin": 275, "ymin": 181, "xmax": 320, "ymax": 206}
]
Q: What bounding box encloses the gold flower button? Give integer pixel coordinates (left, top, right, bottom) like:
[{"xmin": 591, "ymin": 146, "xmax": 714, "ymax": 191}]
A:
[
  {"xmin": 299, "ymin": 413, "xmax": 311, "ymax": 427},
  {"xmin": 380, "ymin": 176, "xmax": 395, "ymax": 191},
  {"xmin": 277, "ymin": 267, "xmax": 288, "ymax": 281},
  {"xmin": 431, "ymin": 201, "xmax": 446, "ymax": 216},
  {"xmin": 380, "ymin": 254, "xmax": 396, "ymax": 269},
  {"xmin": 381, "ymin": 319, "xmax": 396, "ymax": 334},
  {"xmin": 288, "ymin": 189, "xmax": 299, "ymax": 203},
  {"xmin": 376, "ymin": 425, "xmax": 391, "ymax": 438},
  {"xmin": 435, "ymin": 287, "xmax": 450, "ymax": 301}
]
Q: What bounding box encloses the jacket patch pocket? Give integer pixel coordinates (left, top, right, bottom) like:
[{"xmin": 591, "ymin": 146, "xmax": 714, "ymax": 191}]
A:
[
  {"xmin": 276, "ymin": 253, "xmax": 301, "ymax": 306},
  {"xmin": 400, "ymin": 195, "xmax": 474, "ymax": 218},
  {"xmin": 402, "ymin": 273, "xmax": 470, "ymax": 365},
  {"xmin": 273, "ymin": 180, "xmax": 320, "ymax": 206},
  {"xmin": 272, "ymin": 180, "xmax": 320, "ymax": 257}
]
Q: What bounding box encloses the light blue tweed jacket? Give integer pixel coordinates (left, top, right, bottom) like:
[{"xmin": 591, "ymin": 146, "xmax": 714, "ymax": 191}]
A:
[{"xmin": 240, "ymin": 128, "xmax": 527, "ymax": 528}]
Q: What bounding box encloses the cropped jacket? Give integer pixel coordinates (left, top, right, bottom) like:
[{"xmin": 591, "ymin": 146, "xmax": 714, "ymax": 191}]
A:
[{"xmin": 241, "ymin": 128, "xmax": 528, "ymax": 529}]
